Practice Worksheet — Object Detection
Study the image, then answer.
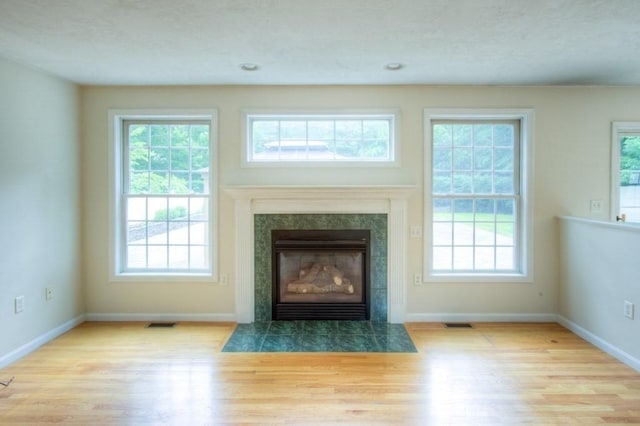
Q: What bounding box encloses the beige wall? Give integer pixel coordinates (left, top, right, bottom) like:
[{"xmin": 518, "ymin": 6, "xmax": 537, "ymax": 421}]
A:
[
  {"xmin": 80, "ymin": 84, "xmax": 640, "ymax": 320},
  {"xmin": 0, "ymin": 57, "xmax": 82, "ymax": 362}
]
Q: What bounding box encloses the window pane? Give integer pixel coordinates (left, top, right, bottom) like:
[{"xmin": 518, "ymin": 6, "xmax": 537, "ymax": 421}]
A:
[
  {"xmin": 496, "ymin": 247, "xmax": 514, "ymax": 269},
  {"xmin": 191, "ymin": 125, "xmax": 209, "ymax": 148},
  {"xmin": 494, "ymin": 148, "xmax": 513, "ymax": 171},
  {"xmin": 453, "ymin": 125, "xmax": 472, "ymax": 146},
  {"xmin": 474, "ymin": 125, "xmax": 493, "ymax": 146},
  {"xmin": 453, "ymin": 147, "xmax": 472, "ymax": 170},
  {"xmin": 433, "ymin": 198, "xmax": 452, "ymax": 220},
  {"xmin": 168, "ymin": 246, "xmax": 189, "ymax": 269},
  {"xmin": 495, "ymin": 172, "xmax": 514, "ymax": 193},
  {"xmin": 150, "ymin": 148, "xmax": 169, "ymax": 170},
  {"xmin": 433, "ymin": 222, "xmax": 453, "ymax": 245},
  {"xmin": 249, "ymin": 114, "xmax": 394, "ymax": 162},
  {"xmin": 433, "ymin": 148, "xmax": 452, "ymax": 170},
  {"xmin": 473, "ymin": 172, "xmax": 493, "ymax": 193},
  {"xmin": 433, "ymin": 172, "xmax": 452, "ymax": 194},
  {"xmin": 433, "ymin": 247, "xmax": 453, "ymax": 270},
  {"xmin": 433, "ymin": 124, "xmax": 452, "ymax": 147},
  {"xmin": 453, "ymin": 222, "xmax": 473, "ymax": 245},
  {"xmin": 127, "ymin": 245, "xmax": 146, "ymax": 268},
  {"xmin": 150, "ymin": 125, "xmax": 169, "ymax": 147},
  {"xmin": 474, "ymin": 148, "xmax": 492, "ymax": 169},
  {"xmin": 148, "ymin": 245, "xmax": 168, "ymax": 268},
  {"xmin": 474, "ymin": 247, "xmax": 495, "ymax": 269},
  {"xmin": 494, "ymin": 125, "xmax": 514, "ymax": 147},
  {"xmin": 170, "ymin": 125, "xmax": 189, "ymax": 147},
  {"xmin": 453, "ymin": 172, "xmax": 472, "ymax": 193},
  {"xmin": 190, "ymin": 246, "xmax": 207, "ymax": 269},
  {"xmin": 453, "ymin": 247, "xmax": 473, "ymax": 270}
]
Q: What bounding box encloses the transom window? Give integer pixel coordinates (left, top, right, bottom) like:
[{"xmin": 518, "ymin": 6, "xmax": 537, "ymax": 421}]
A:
[
  {"xmin": 244, "ymin": 112, "xmax": 397, "ymax": 164},
  {"xmin": 424, "ymin": 109, "xmax": 533, "ymax": 281},
  {"xmin": 110, "ymin": 111, "xmax": 217, "ymax": 278}
]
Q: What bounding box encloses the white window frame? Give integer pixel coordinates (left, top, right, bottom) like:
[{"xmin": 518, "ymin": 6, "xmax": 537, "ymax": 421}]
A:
[
  {"xmin": 241, "ymin": 109, "xmax": 400, "ymax": 167},
  {"xmin": 611, "ymin": 121, "xmax": 640, "ymax": 223},
  {"xmin": 423, "ymin": 108, "xmax": 534, "ymax": 282},
  {"xmin": 108, "ymin": 109, "xmax": 218, "ymax": 282}
]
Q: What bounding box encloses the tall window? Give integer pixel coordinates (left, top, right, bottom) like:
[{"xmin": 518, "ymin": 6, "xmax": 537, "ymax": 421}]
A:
[
  {"xmin": 244, "ymin": 111, "xmax": 398, "ymax": 165},
  {"xmin": 424, "ymin": 109, "xmax": 533, "ymax": 280},
  {"xmin": 110, "ymin": 111, "xmax": 217, "ymax": 277},
  {"xmin": 611, "ymin": 122, "xmax": 640, "ymax": 223}
]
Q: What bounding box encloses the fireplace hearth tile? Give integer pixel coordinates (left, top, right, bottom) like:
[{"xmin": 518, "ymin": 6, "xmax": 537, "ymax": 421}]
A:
[{"xmin": 222, "ymin": 321, "xmax": 417, "ymax": 353}]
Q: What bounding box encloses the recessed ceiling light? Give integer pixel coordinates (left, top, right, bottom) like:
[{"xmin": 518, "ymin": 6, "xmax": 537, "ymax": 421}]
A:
[
  {"xmin": 240, "ymin": 63, "xmax": 259, "ymax": 71},
  {"xmin": 385, "ymin": 63, "xmax": 403, "ymax": 71}
]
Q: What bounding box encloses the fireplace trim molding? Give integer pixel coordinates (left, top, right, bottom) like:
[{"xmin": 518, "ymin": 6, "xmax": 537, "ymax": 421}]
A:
[{"xmin": 225, "ymin": 186, "xmax": 415, "ymax": 324}]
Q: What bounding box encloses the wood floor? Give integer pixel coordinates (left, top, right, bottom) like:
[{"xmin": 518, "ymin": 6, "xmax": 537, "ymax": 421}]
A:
[{"xmin": 1, "ymin": 322, "xmax": 639, "ymax": 425}]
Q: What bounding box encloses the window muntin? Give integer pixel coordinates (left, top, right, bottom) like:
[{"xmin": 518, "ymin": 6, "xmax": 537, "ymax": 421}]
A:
[
  {"xmin": 611, "ymin": 122, "xmax": 640, "ymax": 223},
  {"xmin": 245, "ymin": 113, "xmax": 396, "ymax": 163},
  {"xmin": 121, "ymin": 120, "xmax": 212, "ymax": 273},
  {"xmin": 428, "ymin": 117, "xmax": 526, "ymax": 277}
]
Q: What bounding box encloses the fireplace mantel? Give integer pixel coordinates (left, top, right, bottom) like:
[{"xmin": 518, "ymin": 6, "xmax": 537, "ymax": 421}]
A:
[{"xmin": 225, "ymin": 185, "xmax": 416, "ymax": 324}]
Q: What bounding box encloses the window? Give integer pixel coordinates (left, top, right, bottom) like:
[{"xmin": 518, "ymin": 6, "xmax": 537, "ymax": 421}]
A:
[
  {"xmin": 611, "ymin": 122, "xmax": 640, "ymax": 223},
  {"xmin": 424, "ymin": 109, "xmax": 533, "ymax": 281},
  {"xmin": 109, "ymin": 110, "xmax": 217, "ymax": 278},
  {"xmin": 244, "ymin": 111, "xmax": 398, "ymax": 165}
]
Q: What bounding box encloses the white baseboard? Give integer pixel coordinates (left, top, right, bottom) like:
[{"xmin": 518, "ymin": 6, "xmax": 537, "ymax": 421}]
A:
[
  {"xmin": 0, "ymin": 314, "xmax": 85, "ymax": 370},
  {"xmin": 557, "ymin": 315, "xmax": 640, "ymax": 373},
  {"xmin": 84, "ymin": 313, "xmax": 236, "ymax": 322},
  {"xmin": 404, "ymin": 313, "xmax": 559, "ymax": 323}
]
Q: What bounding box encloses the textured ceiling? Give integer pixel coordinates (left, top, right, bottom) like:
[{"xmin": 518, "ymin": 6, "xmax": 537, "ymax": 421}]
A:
[{"xmin": 0, "ymin": 0, "xmax": 639, "ymax": 86}]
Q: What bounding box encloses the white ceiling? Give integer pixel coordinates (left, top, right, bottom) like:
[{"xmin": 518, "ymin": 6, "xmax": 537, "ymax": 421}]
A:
[{"xmin": 1, "ymin": 0, "xmax": 639, "ymax": 86}]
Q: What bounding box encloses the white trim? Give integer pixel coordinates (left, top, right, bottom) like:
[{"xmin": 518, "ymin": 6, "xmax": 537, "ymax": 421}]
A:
[
  {"xmin": 611, "ymin": 121, "xmax": 640, "ymax": 222},
  {"xmin": 558, "ymin": 315, "xmax": 640, "ymax": 373},
  {"xmin": 559, "ymin": 215, "xmax": 640, "ymax": 231},
  {"xmin": 241, "ymin": 108, "xmax": 401, "ymax": 168},
  {"xmin": 405, "ymin": 313, "xmax": 557, "ymax": 323},
  {"xmin": 84, "ymin": 313, "xmax": 236, "ymax": 322},
  {"xmin": 0, "ymin": 315, "xmax": 85, "ymax": 369},
  {"xmin": 423, "ymin": 108, "xmax": 535, "ymax": 283},
  {"xmin": 225, "ymin": 185, "xmax": 415, "ymax": 323},
  {"xmin": 107, "ymin": 109, "xmax": 219, "ymax": 282}
]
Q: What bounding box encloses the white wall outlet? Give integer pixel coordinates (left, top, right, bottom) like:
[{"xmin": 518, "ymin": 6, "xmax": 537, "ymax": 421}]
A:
[
  {"xmin": 624, "ymin": 301, "xmax": 635, "ymax": 319},
  {"xmin": 15, "ymin": 296, "xmax": 25, "ymax": 313},
  {"xmin": 45, "ymin": 287, "xmax": 53, "ymax": 301},
  {"xmin": 413, "ymin": 273, "xmax": 422, "ymax": 286},
  {"xmin": 590, "ymin": 199, "xmax": 603, "ymax": 213},
  {"xmin": 220, "ymin": 273, "xmax": 228, "ymax": 285},
  {"xmin": 409, "ymin": 225, "xmax": 422, "ymax": 239}
]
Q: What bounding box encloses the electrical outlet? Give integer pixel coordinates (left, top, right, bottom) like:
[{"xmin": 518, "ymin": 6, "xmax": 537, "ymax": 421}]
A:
[
  {"xmin": 624, "ymin": 301, "xmax": 635, "ymax": 319},
  {"xmin": 220, "ymin": 273, "xmax": 228, "ymax": 285},
  {"xmin": 15, "ymin": 296, "xmax": 24, "ymax": 313},
  {"xmin": 410, "ymin": 225, "xmax": 422, "ymax": 239},
  {"xmin": 413, "ymin": 273, "xmax": 422, "ymax": 286},
  {"xmin": 45, "ymin": 287, "xmax": 53, "ymax": 301},
  {"xmin": 590, "ymin": 199, "xmax": 603, "ymax": 213}
]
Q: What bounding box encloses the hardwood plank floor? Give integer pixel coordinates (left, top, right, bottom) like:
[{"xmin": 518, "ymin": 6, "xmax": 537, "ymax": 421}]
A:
[{"xmin": 1, "ymin": 322, "xmax": 639, "ymax": 425}]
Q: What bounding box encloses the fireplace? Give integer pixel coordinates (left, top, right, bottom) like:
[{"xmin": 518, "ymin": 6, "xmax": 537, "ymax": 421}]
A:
[{"xmin": 272, "ymin": 229, "xmax": 370, "ymax": 320}]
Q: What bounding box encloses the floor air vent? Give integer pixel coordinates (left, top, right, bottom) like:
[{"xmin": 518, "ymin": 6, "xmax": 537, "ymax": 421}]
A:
[
  {"xmin": 146, "ymin": 322, "xmax": 177, "ymax": 328},
  {"xmin": 444, "ymin": 323, "xmax": 473, "ymax": 328}
]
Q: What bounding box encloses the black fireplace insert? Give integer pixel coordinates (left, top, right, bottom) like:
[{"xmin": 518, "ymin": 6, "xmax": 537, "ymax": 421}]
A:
[{"xmin": 271, "ymin": 229, "xmax": 370, "ymax": 320}]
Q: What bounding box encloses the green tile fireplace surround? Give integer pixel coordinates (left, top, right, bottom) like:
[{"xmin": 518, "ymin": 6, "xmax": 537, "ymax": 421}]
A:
[{"xmin": 254, "ymin": 214, "xmax": 388, "ymax": 322}]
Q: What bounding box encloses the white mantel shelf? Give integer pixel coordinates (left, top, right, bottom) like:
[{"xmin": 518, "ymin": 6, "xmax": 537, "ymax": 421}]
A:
[
  {"xmin": 227, "ymin": 185, "xmax": 415, "ymax": 324},
  {"xmin": 224, "ymin": 185, "xmax": 416, "ymax": 200}
]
